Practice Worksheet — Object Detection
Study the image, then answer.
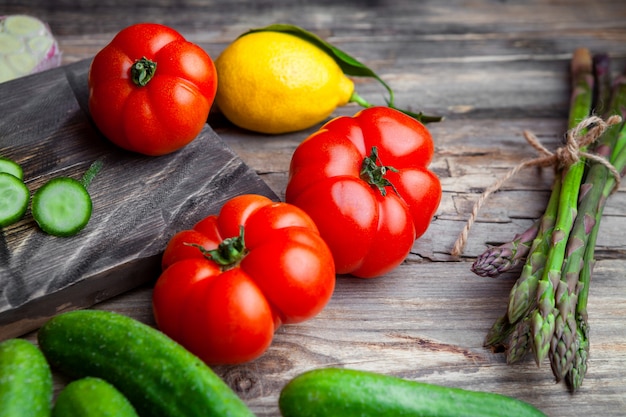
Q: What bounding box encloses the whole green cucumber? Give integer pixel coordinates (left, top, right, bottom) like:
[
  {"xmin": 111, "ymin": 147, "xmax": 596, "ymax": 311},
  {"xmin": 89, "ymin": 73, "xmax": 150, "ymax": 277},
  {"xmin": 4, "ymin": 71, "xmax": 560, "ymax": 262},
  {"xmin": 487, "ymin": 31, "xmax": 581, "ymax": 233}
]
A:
[
  {"xmin": 52, "ymin": 377, "xmax": 139, "ymax": 417},
  {"xmin": 278, "ymin": 368, "xmax": 548, "ymax": 417},
  {"xmin": 37, "ymin": 310, "xmax": 255, "ymax": 417},
  {"xmin": 0, "ymin": 338, "xmax": 53, "ymax": 417}
]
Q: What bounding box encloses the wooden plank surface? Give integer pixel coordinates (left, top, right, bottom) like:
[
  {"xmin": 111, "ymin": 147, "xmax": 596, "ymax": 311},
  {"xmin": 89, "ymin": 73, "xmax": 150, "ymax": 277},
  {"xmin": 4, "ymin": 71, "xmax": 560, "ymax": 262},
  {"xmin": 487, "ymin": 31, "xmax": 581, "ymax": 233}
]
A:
[{"xmin": 2, "ymin": 1, "xmax": 626, "ymax": 416}]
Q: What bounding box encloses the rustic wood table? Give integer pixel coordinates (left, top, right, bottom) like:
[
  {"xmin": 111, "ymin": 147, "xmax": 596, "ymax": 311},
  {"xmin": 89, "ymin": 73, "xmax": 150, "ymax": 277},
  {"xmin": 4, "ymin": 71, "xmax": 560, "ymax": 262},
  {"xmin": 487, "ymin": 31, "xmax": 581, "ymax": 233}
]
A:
[{"xmin": 3, "ymin": 1, "xmax": 626, "ymax": 416}]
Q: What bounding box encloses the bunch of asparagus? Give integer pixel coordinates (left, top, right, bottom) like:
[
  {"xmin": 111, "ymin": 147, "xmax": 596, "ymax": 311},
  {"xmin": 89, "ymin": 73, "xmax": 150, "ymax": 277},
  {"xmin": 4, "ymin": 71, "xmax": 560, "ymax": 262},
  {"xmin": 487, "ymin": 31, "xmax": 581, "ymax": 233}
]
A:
[{"xmin": 473, "ymin": 47, "xmax": 626, "ymax": 392}]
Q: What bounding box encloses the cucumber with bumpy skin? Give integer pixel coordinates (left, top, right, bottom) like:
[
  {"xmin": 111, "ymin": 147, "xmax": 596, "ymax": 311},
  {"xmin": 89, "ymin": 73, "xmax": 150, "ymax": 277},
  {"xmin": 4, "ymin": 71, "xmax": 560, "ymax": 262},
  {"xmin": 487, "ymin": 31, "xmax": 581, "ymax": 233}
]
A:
[
  {"xmin": 52, "ymin": 377, "xmax": 139, "ymax": 417},
  {"xmin": 0, "ymin": 338, "xmax": 53, "ymax": 417},
  {"xmin": 37, "ymin": 310, "xmax": 255, "ymax": 417},
  {"xmin": 279, "ymin": 368, "xmax": 548, "ymax": 417}
]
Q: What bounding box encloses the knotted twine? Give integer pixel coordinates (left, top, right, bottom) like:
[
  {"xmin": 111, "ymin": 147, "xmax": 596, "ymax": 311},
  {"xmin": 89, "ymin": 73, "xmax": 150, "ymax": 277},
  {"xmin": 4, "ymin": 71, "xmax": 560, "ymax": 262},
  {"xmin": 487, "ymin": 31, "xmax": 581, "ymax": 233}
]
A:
[{"xmin": 451, "ymin": 114, "xmax": 623, "ymax": 258}]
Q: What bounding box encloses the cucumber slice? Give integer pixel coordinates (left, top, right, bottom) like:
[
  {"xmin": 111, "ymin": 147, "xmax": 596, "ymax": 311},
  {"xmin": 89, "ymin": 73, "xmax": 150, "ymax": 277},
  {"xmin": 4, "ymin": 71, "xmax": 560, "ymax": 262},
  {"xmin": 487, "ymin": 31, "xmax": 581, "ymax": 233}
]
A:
[
  {"xmin": 0, "ymin": 156, "xmax": 24, "ymax": 180},
  {"xmin": 32, "ymin": 177, "xmax": 92, "ymax": 237},
  {"xmin": 0, "ymin": 172, "xmax": 29, "ymax": 228}
]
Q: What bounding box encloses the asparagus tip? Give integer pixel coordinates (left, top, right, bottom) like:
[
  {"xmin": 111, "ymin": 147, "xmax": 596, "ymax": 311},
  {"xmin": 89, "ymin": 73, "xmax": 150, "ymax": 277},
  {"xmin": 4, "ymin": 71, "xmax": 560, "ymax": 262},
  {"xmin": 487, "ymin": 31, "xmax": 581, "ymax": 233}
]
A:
[{"xmin": 571, "ymin": 48, "xmax": 593, "ymax": 74}]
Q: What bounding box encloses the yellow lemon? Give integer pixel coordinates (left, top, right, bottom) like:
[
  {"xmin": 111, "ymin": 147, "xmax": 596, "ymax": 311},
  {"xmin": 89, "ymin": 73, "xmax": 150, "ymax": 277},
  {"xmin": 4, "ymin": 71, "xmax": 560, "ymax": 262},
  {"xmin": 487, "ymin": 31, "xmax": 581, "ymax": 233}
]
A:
[{"xmin": 215, "ymin": 31, "xmax": 355, "ymax": 134}]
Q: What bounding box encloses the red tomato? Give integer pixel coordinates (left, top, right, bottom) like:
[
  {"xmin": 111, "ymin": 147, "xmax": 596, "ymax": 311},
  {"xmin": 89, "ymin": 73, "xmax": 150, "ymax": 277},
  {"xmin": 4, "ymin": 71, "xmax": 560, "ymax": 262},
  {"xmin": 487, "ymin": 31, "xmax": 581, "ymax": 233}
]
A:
[
  {"xmin": 285, "ymin": 106, "xmax": 442, "ymax": 278},
  {"xmin": 88, "ymin": 23, "xmax": 217, "ymax": 156},
  {"xmin": 152, "ymin": 194, "xmax": 335, "ymax": 364}
]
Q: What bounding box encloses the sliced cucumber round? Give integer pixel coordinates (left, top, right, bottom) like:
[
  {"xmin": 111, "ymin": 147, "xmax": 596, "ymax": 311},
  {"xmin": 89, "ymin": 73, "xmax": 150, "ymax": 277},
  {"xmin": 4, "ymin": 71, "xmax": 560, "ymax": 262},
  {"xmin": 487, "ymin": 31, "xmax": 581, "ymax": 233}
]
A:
[
  {"xmin": 0, "ymin": 157, "xmax": 24, "ymax": 180},
  {"xmin": 0, "ymin": 172, "xmax": 29, "ymax": 228},
  {"xmin": 32, "ymin": 177, "xmax": 92, "ymax": 237}
]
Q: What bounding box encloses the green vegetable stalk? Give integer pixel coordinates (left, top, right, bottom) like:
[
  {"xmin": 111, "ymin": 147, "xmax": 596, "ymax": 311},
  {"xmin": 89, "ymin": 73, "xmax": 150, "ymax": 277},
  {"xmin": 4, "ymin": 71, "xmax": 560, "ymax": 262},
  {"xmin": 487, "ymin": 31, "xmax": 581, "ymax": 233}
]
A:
[
  {"xmin": 506, "ymin": 315, "xmax": 533, "ymax": 365},
  {"xmin": 507, "ymin": 179, "xmax": 561, "ymax": 326},
  {"xmin": 550, "ymin": 68, "xmax": 626, "ymax": 383},
  {"xmin": 569, "ymin": 114, "xmax": 625, "ymax": 390},
  {"xmin": 483, "ymin": 48, "xmax": 591, "ymax": 361},
  {"xmin": 530, "ymin": 47, "xmax": 595, "ymax": 366},
  {"xmin": 480, "ymin": 48, "xmax": 625, "ymax": 392},
  {"xmin": 472, "ymin": 220, "xmax": 540, "ymax": 278},
  {"xmin": 483, "ymin": 181, "xmax": 560, "ymax": 354},
  {"xmin": 566, "ymin": 125, "xmax": 625, "ymax": 391}
]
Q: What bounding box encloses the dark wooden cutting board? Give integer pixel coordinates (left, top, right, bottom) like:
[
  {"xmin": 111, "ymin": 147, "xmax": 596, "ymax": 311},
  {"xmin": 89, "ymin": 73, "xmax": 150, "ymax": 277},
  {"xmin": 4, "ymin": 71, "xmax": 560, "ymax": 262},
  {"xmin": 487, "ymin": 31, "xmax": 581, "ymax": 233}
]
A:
[{"xmin": 0, "ymin": 59, "xmax": 277, "ymax": 340}]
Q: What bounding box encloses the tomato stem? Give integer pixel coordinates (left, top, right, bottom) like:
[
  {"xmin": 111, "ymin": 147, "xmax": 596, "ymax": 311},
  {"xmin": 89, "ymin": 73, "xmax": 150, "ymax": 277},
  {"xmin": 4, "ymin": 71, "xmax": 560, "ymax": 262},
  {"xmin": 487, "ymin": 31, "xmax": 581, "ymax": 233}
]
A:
[
  {"xmin": 131, "ymin": 57, "xmax": 157, "ymax": 87},
  {"xmin": 360, "ymin": 146, "xmax": 399, "ymax": 196},
  {"xmin": 350, "ymin": 91, "xmax": 443, "ymax": 124},
  {"xmin": 190, "ymin": 225, "xmax": 247, "ymax": 268}
]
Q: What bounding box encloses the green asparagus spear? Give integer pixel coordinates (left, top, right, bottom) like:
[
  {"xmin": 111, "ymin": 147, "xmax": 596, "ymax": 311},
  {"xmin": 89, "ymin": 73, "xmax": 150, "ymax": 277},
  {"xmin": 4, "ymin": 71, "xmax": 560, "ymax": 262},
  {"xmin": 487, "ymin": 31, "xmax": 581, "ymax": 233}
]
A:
[
  {"xmin": 484, "ymin": 314, "xmax": 514, "ymax": 350},
  {"xmin": 566, "ymin": 116, "xmax": 626, "ymax": 390},
  {"xmin": 549, "ymin": 172, "xmax": 605, "ymax": 380},
  {"xmin": 550, "ymin": 68, "xmax": 626, "ymax": 382},
  {"xmin": 506, "ymin": 315, "xmax": 533, "ymax": 364},
  {"xmin": 484, "ymin": 48, "xmax": 592, "ymax": 357},
  {"xmin": 484, "ymin": 181, "xmax": 560, "ymax": 358},
  {"xmin": 482, "ymin": 49, "xmax": 622, "ymax": 389},
  {"xmin": 483, "ymin": 192, "xmax": 556, "ymax": 352},
  {"xmin": 531, "ymin": 47, "xmax": 595, "ymax": 366},
  {"xmin": 507, "ymin": 179, "xmax": 561, "ymax": 324},
  {"xmin": 472, "ymin": 220, "xmax": 540, "ymax": 278},
  {"xmin": 592, "ymin": 53, "xmax": 612, "ymax": 117}
]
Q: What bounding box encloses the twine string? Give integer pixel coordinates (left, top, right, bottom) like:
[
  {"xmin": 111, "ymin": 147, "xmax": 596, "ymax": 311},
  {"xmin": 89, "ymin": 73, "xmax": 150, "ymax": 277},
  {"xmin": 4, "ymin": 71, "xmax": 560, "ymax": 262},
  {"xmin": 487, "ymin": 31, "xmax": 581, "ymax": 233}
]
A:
[{"xmin": 450, "ymin": 114, "xmax": 623, "ymax": 258}]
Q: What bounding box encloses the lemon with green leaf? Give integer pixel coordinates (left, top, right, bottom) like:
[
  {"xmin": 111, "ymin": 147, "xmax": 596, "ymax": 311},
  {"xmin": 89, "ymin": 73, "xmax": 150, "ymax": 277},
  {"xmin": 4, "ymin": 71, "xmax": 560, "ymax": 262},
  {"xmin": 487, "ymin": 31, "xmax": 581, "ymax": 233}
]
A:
[{"xmin": 215, "ymin": 24, "xmax": 440, "ymax": 134}]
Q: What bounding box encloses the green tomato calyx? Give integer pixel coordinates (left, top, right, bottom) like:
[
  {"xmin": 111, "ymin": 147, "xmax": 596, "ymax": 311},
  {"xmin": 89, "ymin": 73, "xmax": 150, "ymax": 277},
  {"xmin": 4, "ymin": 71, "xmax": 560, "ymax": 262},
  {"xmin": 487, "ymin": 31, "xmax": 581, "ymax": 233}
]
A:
[
  {"xmin": 131, "ymin": 57, "xmax": 157, "ymax": 87},
  {"xmin": 360, "ymin": 146, "xmax": 399, "ymax": 196},
  {"xmin": 190, "ymin": 225, "xmax": 247, "ymax": 269}
]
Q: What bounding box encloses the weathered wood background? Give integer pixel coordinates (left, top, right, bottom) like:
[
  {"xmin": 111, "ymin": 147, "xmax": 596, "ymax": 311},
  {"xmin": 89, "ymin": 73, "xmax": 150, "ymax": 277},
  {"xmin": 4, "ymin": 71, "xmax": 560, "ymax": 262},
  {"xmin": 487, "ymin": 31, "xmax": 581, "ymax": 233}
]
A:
[{"xmin": 2, "ymin": 1, "xmax": 626, "ymax": 416}]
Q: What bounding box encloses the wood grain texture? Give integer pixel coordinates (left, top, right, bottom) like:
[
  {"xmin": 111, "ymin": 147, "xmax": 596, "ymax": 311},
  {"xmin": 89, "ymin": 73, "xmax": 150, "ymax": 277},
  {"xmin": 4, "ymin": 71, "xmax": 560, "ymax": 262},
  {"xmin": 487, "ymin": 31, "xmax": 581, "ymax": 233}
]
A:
[
  {"xmin": 4, "ymin": 1, "xmax": 626, "ymax": 416},
  {"xmin": 0, "ymin": 59, "xmax": 277, "ymax": 339}
]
